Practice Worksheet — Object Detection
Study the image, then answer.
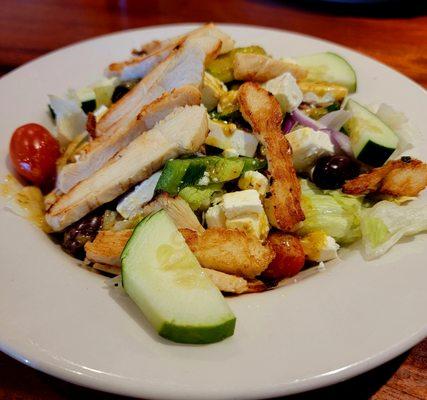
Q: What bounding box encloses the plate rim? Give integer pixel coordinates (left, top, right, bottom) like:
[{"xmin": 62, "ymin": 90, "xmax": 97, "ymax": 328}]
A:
[{"xmin": 0, "ymin": 22, "xmax": 426, "ymax": 399}]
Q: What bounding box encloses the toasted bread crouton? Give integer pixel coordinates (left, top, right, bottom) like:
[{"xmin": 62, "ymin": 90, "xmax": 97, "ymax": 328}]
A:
[
  {"xmin": 180, "ymin": 227, "xmax": 275, "ymax": 279},
  {"xmin": 85, "ymin": 229, "xmax": 132, "ymax": 266},
  {"xmin": 233, "ymin": 53, "xmax": 307, "ymax": 82},
  {"xmin": 92, "ymin": 262, "xmax": 121, "ymax": 275},
  {"xmin": 85, "ymin": 228, "xmax": 265, "ymax": 294},
  {"xmin": 343, "ymin": 158, "xmax": 427, "ymax": 197},
  {"xmin": 237, "ymin": 82, "xmax": 304, "ymax": 231}
]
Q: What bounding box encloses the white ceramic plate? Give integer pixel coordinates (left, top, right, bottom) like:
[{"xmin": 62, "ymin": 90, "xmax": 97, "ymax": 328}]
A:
[{"xmin": 0, "ymin": 24, "xmax": 426, "ymax": 399}]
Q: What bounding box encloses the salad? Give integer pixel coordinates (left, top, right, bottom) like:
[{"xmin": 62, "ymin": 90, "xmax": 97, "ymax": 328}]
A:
[{"xmin": 2, "ymin": 23, "xmax": 427, "ymax": 344}]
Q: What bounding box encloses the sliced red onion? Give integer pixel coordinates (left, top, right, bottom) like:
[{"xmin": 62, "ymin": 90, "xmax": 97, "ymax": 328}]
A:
[
  {"xmin": 282, "ymin": 113, "xmax": 296, "ymax": 134},
  {"xmin": 291, "ymin": 109, "xmax": 322, "ymax": 130},
  {"xmin": 291, "ymin": 109, "xmax": 354, "ymax": 157},
  {"xmin": 318, "ymin": 110, "xmax": 352, "ymax": 131},
  {"xmin": 323, "ymin": 128, "xmax": 354, "ymax": 157}
]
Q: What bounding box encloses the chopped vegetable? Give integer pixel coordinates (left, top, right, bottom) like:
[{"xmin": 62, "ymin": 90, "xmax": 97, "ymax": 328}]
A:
[
  {"xmin": 207, "ymin": 46, "xmax": 266, "ymax": 83},
  {"xmin": 297, "ymin": 180, "xmax": 363, "ymax": 244},
  {"xmin": 360, "ymin": 200, "xmax": 427, "ymax": 259},
  {"xmin": 344, "ymin": 99, "xmax": 399, "ymax": 167},
  {"xmin": 156, "ymin": 155, "xmax": 265, "ymax": 196},
  {"xmin": 9, "ymin": 123, "xmax": 60, "ymax": 190},
  {"xmin": 121, "ymin": 210, "xmax": 236, "ymax": 344},
  {"xmin": 296, "ymin": 52, "xmax": 357, "ymax": 92}
]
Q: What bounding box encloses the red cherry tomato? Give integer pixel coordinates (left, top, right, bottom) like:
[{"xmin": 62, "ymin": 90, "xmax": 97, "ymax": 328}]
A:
[
  {"xmin": 262, "ymin": 233, "xmax": 306, "ymax": 280},
  {"xmin": 9, "ymin": 123, "xmax": 60, "ymax": 190}
]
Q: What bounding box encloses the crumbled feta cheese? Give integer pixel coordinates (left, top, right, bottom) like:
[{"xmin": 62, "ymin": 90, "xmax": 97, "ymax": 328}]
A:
[
  {"xmin": 206, "ymin": 119, "xmax": 258, "ymax": 157},
  {"xmin": 238, "ymin": 171, "xmax": 269, "ymax": 196},
  {"xmin": 205, "ymin": 204, "xmax": 226, "ymax": 228},
  {"xmin": 303, "ymin": 91, "xmax": 335, "ymax": 105},
  {"xmin": 300, "ymin": 231, "xmax": 340, "ymax": 262},
  {"xmin": 223, "ymin": 189, "xmax": 264, "ymax": 219},
  {"xmin": 117, "ymin": 171, "xmax": 161, "ymax": 219},
  {"xmin": 286, "ymin": 127, "xmax": 335, "ymax": 172},
  {"xmin": 198, "ymin": 171, "xmax": 210, "ymax": 186},
  {"xmin": 263, "ymin": 72, "xmax": 303, "ymax": 112},
  {"xmin": 223, "ymin": 148, "xmax": 239, "ymax": 158}
]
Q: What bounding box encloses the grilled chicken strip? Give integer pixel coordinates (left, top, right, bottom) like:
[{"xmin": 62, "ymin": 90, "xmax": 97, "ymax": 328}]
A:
[
  {"xmin": 85, "ymin": 228, "xmax": 265, "ymax": 294},
  {"xmin": 108, "ymin": 23, "xmax": 235, "ymax": 80},
  {"xmin": 233, "ymin": 53, "xmax": 307, "ymax": 82},
  {"xmin": 180, "ymin": 228, "xmax": 275, "ymax": 279},
  {"xmin": 46, "ymin": 106, "xmax": 208, "ymax": 231},
  {"xmin": 237, "ymin": 82, "xmax": 304, "ymax": 231},
  {"xmin": 343, "ymin": 158, "xmax": 427, "ymax": 197},
  {"xmin": 57, "ymin": 85, "xmax": 201, "ymax": 193}
]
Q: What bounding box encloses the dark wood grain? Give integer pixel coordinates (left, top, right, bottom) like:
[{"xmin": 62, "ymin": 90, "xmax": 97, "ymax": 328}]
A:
[{"xmin": 0, "ymin": 0, "xmax": 426, "ymax": 399}]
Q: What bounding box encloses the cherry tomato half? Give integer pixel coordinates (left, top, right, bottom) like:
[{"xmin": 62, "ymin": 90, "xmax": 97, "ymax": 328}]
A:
[
  {"xmin": 262, "ymin": 232, "xmax": 306, "ymax": 280},
  {"xmin": 9, "ymin": 123, "xmax": 60, "ymax": 190}
]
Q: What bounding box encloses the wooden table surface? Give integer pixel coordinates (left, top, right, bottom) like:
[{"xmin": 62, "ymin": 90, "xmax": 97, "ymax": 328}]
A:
[{"xmin": 0, "ymin": 0, "xmax": 426, "ymax": 399}]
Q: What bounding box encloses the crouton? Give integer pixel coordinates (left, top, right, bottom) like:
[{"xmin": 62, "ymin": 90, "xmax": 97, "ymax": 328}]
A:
[{"xmin": 180, "ymin": 227, "xmax": 275, "ymax": 279}]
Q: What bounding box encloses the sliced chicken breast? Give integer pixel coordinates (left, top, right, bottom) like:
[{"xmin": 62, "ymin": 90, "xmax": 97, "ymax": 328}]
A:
[
  {"xmin": 108, "ymin": 23, "xmax": 235, "ymax": 80},
  {"xmin": 57, "ymin": 85, "xmax": 201, "ymax": 193},
  {"xmin": 97, "ymin": 36, "xmax": 220, "ymax": 139},
  {"xmin": 233, "ymin": 53, "xmax": 308, "ymax": 82},
  {"xmin": 46, "ymin": 106, "xmax": 208, "ymax": 231}
]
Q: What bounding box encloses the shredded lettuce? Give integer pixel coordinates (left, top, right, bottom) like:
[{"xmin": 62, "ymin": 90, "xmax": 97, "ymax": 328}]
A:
[
  {"xmin": 297, "ymin": 180, "xmax": 363, "ymax": 244},
  {"xmin": 371, "ymin": 103, "xmax": 418, "ymax": 157},
  {"xmin": 360, "ymin": 200, "xmax": 427, "ymax": 259}
]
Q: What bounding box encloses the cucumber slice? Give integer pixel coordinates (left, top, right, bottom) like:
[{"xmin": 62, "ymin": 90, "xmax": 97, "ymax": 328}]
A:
[
  {"xmin": 296, "ymin": 52, "xmax": 357, "ymax": 93},
  {"xmin": 344, "ymin": 99, "xmax": 398, "ymax": 167},
  {"xmin": 156, "ymin": 156, "xmax": 265, "ymax": 195},
  {"xmin": 75, "ymin": 87, "xmax": 97, "ymax": 114},
  {"xmin": 92, "ymin": 77, "xmax": 118, "ymax": 108},
  {"xmin": 121, "ymin": 210, "xmax": 236, "ymax": 344},
  {"xmin": 179, "ymin": 184, "xmax": 223, "ymax": 211}
]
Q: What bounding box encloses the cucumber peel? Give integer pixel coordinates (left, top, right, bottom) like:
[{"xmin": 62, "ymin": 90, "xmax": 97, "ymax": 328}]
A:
[
  {"xmin": 296, "ymin": 52, "xmax": 357, "ymax": 93},
  {"xmin": 121, "ymin": 210, "xmax": 236, "ymax": 344},
  {"xmin": 343, "ymin": 99, "xmax": 398, "ymax": 167}
]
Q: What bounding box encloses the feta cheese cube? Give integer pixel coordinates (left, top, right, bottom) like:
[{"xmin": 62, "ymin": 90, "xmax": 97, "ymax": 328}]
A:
[
  {"xmin": 117, "ymin": 171, "xmax": 161, "ymax": 219},
  {"xmin": 223, "ymin": 148, "xmax": 240, "ymax": 158},
  {"xmin": 238, "ymin": 171, "xmax": 269, "ymax": 196},
  {"xmin": 222, "ymin": 189, "xmax": 264, "ymax": 219},
  {"xmin": 206, "ymin": 120, "xmax": 259, "ymax": 157},
  {"xmin": 286, "ymin": 127, "xmax": 335, "ymax": 171},
  {"xmin": 263, "ymin": 72, "xmax": 303, "ymax": 112},
  {"xmin": 226, "ymin": 212, "xmax": 269, "ymax": 241},
  {"xmin": 301, "ymin": 231, "xmax": 340, "ymax": 262},
  {"xmin": 205, "ymin": 204, "xmax": 226, "ymax": 228},
  {"xmin": 198, "ymin": 171, "xmax": 210, "ymax": 186},
  {"xmin": 207, "ymin": 189, "xmax": 270, "ymax": 239}
]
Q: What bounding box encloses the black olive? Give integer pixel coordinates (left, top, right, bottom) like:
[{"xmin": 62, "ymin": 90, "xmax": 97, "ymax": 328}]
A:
[
  {"xmin": 312, "ymin": 155, "xmax": 360, "ymax": 190},
  {"xmin": 111, "ymin": 85, "xmax": 130, "ymax": 103},
  {"xmin": 401, "ymin": 156, "xmax": 411, "ymax": 163},
  {"xmin": 62, "ymin": 215, "xmax": 103, "ymax": 259}
]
